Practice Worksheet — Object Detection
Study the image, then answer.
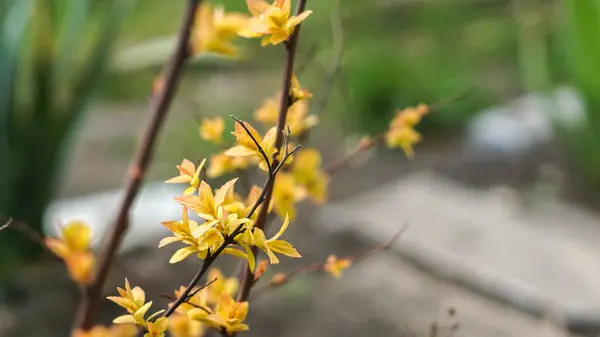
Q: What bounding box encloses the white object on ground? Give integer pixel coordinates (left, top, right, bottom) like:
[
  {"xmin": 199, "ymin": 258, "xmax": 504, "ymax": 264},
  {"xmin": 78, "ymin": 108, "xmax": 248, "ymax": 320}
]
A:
[{"xmin": 466, "ymin": 86, "xmax": 585, "ymax": 157}]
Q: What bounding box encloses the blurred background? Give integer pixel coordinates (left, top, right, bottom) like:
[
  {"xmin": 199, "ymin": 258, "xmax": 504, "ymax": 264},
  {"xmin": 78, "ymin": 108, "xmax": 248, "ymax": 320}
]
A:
[{"xmin": 3, "ymin": 0, "xmax": 600, "ymax": 336}]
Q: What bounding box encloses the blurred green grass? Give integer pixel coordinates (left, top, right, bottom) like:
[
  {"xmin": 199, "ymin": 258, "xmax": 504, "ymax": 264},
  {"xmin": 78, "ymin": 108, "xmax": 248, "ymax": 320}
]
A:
[{"xmin": 105, "ymin": 0, "xmax": 522, "ymax": 136}]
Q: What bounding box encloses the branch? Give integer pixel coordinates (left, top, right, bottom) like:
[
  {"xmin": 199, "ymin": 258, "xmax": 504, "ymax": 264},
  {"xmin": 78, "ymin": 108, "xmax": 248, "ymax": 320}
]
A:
[
  {"xmin": 236, "ymin": 0, "xmax": 310, "ymax": 306},
  {"xmin": 231, "ymin": 116, "xmax": 273, "ymax": 174},
  {"xmin": 323, "ymin": 134, "xmax": 383, "ymax": 174},
  {"xmin": 161, "ymin": 278, "xmax": 219, "ymax": 315},
  {"xmin": 252, "ymin": 225, "xmax": 408, "ymax": 297},
  {"xmin": 162, "ymin": 123, "xmax": 300, "ymax": 319},
  {"xmin": 0, "ymin": 217, "xmax": 50, "ymax": 248},
  {"xmin": 323, "ymin": 88, "xmax": 473, "ymax": 174},
  {"xmin": 0, "ymin": 218, "xmax": 13, "ymax": 233},
  {"xmin": 162, "ymin": 227, "xmax": 243, "ymax": 318},
  {"xmin": 71, "ymin": 0, "xmax": 203, "ymax": 333},
  {"xmin": 310, "ymin": 0, "xmax": 345, "ymax": 117},
  {"xmin": 186, "ymin": 277, "xmax": 218, "ymax": 300}
]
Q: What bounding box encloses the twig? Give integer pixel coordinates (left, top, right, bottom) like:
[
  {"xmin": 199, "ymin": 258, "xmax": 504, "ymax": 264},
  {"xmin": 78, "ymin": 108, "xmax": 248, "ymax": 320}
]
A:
[
  {"xmin": 231, "ymin": 116, "xmax": 273, "ymax": 175},
  {"xmin": 186, "ymin": 277, "xmax": 218, "ymax": 300},
  {"xmin": 162, "ymin": 226, "xmax": 244, "ymax": 318},
  {"xmin": 295, "ymin": 40, "xmax": 319, "ymax": 77},
  {"xmin": 310, "ymin": 0, "xmax": 345, "ymax": 117},
  {"xmin": 160, "ymin": 294, "xmax": 213, "ymax": 314},
  {"xmin": 235, "ymin": 0, "xmax": 310, "ymax": 307},
  {"xmin": 159, "ymin": 277, "xmax": 217, "ymax": 316},
  {"xmin": 71, "ymin": 0, "xmax": 203, "ymax": 333},
  {"xmin": 161, "ymin": 141, "xmax": 298, "ymax": 318},
  {"xmin": 428, "ymin": 87, "xmax": 473, "ymax": 112},
  {"xmin": 323, "ymin": 134, "xmax": 383, "ymax": 174},
  {"xmin": 245, "ymin": 143, "xmax": 299, "ymax": 222},
  {"xmin": 252, "ymin": 225, "xmax": 408, "ymax": 297},
  {"xmin": 3, "ymin": 218, "xmax": 47, "ymax": 247},
  {"xmin": 0, "ymin": 218, "xmax": 13, "ymax": 232},
  {"xmin": 323, "ymin": 88, "xmax": 472, "ymax": 174},
  {"xmin": 352, "ymin": 224, "xmax": 408, "ymax": 262}
]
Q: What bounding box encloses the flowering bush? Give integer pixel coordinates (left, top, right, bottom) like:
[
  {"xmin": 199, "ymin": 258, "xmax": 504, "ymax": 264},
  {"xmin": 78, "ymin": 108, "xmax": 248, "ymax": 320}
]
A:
[{"xmin": 4, "ymin": 1, "xmax": 433, "ymax": 336}]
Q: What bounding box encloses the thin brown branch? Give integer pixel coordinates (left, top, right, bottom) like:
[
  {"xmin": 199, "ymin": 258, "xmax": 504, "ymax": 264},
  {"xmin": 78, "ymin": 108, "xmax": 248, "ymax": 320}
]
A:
[
  {"xmin": 5, "ymin": 218, "xmax": 48, "ymax": 247},
  {"xmin": 71, "ymin": 0, "xmax": 203, "ymax": 333},
  {"xmin": 310, "ymin": 0, "xmax": 345, "ymax": 117},
  {"xmin": 323, "ymin": 88, "xmax": 473, "ymax": 174},
  {"xmin": 295, "ymin": 40, "xmax": 319, "ymax": 77},
  {"xmin": 162, "ymin": 226, "xmax": 244, "ymax": 318},
  {"xmin": 186, "ymin": 277, "xmax": 218, "ymax": 300},
  {"xmin": 238, "ymin": 139, "xmax": 299, "ymax": 220},
  {"xmin": 428, "ymin": 87, "xmax": 473, "ymax": 112},
  {"xmin": 231, "ymin": 116, "xmax": 273, "ymax": 174},
  {"xmin": 351, "ymin": 224, "xmax": 408, "ymax": 262},
  {"xmin": 236, "ymin": 0, "xmax": 310, "ymax": 307},
  {"xmin": 159, "ymin": 277, "xmax": 217, "ymax": 316},
  {"xmin": 159, "ymin": 295, "xmax": 212, "ymax": 314},
  {"xmin": 323, "ymin": 134, "xmax": 383, "ymax": 174},
  {"xmin": 252, "ymin": 225, "xmax": 408, "ymax": 297}
]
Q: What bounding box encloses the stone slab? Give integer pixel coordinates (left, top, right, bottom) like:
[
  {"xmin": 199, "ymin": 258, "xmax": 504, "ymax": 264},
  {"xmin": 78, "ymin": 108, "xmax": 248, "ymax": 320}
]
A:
[{"xmin": 316, "ymin": 171, "xmax": 600, "ymax": 330}]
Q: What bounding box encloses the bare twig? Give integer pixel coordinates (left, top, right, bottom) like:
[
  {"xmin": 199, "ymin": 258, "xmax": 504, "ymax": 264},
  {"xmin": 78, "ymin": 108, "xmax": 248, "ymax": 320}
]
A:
[
  {"xmin": 310, "ymin": 0, "xmax": 345, "ymax": 117},
  {"xmin": 428, "ymin": 87, "xmax": 473, "ymax": 112},
  {"xmin": 296, "ymin": 40, "xmax": 319, "ymax": 77},
  {"xmin": 186, "ymin": 277, "xmax": 218, "ymax": 300},
  {"xmin": 71, "ymin": 0, "xmax": 204, "ymax": 333},
  {"xmin": 324, "ymin": 134, "xmax": 383, "ymax": 174},
  {"xmin": 0, "ymin": 218, "xmax": 13, "ymax": 232},
  {"xmin": 352, "ymin": 224, "xmax": 408, "ymax": 262},
  {"xmin": 235, "ymin": 0, "xmax": 310, "ymax": 307},
  {"xmin": 159, "ymin": 295, "xmax": 212, "ymax": 314},
  {"xmin": 252, "ymin": 225, "xmax": 408, "ymax": 297},
  {"xmin": 1, "ymin": 217, "xmax": 48, "ymax": 247}
]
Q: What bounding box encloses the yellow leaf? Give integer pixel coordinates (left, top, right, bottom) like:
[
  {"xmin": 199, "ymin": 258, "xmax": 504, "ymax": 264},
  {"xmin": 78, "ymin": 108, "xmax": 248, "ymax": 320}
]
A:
[
  {"xmin": 62, "ymin": 221, "xmax": 92, "ymax": 252},
  {"xmin": 170, "ymin": 247, "xmax": 197, "ymax": 264},
  {"xmin": 113, "ymin": 315, "xmax": 136, "ymax": 325}
]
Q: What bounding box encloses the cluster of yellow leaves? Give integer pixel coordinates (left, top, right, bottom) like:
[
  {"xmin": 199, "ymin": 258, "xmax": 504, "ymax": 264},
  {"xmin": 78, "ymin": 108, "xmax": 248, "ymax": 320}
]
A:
[
  {"xmin": 190, "ymin": 3, "xmax": 248, "ymax": 57},
  {"xmin": 254, "ymin": 78, "xmax": 316, "ymax": 135},
  {"xmin": 190, "ymin": 0, "xmax": 313, "ymax": 58},
  {"xmin": 271, "ymin": 148, "xmax": 329, "ymax": 220},
  {"xmin": 169, "ymin": 269, "xmax": 249, "ymax": 335},
  {"xmin": 225, "ymin": 122, "xmax": 281, "ymax": 172},
  {"xmin": 385, "ymin": 104, "xmax": 430, "ymax": 157},
  {"xmin": 199, "ymin": 117, "xmax": 225, "ymax": 144},
  {"xmin": 74, "ymin": 324, "xmax": 138, "ymax": 337},
  {"xmin": 108, "ymin": 279, "xmax": 168, "ymax": 337},
  {"xmin": 194, "ymin": 71, "xmax": 324, "ymax": 221},
  {"xmin": 166, "ymin": 159, "xmax": 206, "ymax": 196},
  {"xmin": 161, "ymin": 174, "xmax": 301, "ymax": 270},
  {"xmin": 196, "ymin": 71, "xmax": 312, "ymax": 177},
  {"xmin": 240, "ymin": 0, "xmax": 313, "ymax": 46},
  {"xmin": 45, "ymin": 221, "xmax": 96, "ymax": 286}
]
